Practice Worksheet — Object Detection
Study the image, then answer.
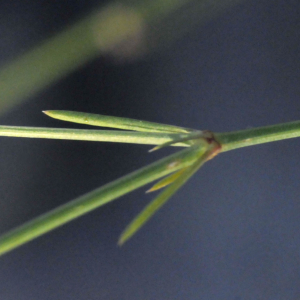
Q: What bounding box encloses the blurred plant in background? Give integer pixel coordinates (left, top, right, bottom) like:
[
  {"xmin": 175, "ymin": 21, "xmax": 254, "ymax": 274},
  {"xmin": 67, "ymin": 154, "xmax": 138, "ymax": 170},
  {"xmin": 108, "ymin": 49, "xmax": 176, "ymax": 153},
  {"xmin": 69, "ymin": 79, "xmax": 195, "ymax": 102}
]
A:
[{"xmin": 0, "ymin": 0, "xmax": 243, "ymax": 113}]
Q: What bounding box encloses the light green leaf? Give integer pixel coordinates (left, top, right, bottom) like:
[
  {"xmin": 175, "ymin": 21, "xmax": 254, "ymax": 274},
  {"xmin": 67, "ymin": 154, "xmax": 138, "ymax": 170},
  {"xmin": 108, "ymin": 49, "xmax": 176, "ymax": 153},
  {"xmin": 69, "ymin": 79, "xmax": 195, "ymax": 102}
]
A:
[
  {"xmin": 118, "ymin": 144, "xmax": 214, "ymax": 245},
  {"xmin": 149, "ymin": 130, "xmax": 205, "ymax": 152},
  {"xmin": 146, "ymin": 168, "xmax": 187, "ymax": 193},
  {"xmin": 43, "ymin": 110, "xmax": 192, "ymax": 133}
]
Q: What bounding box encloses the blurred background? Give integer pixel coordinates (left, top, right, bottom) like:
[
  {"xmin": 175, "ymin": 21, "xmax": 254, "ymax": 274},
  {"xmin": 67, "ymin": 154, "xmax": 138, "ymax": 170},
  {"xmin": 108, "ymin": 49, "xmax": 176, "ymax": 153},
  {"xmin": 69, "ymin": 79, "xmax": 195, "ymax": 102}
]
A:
[{"xmin": 0, "ymin": 0, "xmax": 300, "ymax": 299}]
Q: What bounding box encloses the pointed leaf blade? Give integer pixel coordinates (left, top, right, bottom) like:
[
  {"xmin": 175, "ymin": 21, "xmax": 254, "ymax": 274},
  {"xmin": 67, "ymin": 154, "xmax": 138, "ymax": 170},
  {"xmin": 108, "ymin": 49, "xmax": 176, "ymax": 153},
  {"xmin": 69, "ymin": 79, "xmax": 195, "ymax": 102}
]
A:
[
  {"xmin": 118, "ymin": 145, "xmax": 212, "ymax": 246},
  {"xmin": 146, "ymin": 168, "xmax": 187, "ymax": 193},
  {"xmin": 0, "ymin": 145, "xmax": 203, "ymax": 257},
  {"xmin": 43, "ymin": 110, "xmax": 192, "ymax": 133}
]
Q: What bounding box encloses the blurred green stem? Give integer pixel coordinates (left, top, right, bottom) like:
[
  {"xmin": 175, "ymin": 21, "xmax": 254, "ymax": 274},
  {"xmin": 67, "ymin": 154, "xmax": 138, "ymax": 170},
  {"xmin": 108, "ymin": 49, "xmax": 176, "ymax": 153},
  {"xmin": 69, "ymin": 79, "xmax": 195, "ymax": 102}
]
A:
[
  {"xmin": 0, "ymin": 0, "xmax": 191, "ymax": 112},
  {"xmin": 0, "ymin": 0, "xmax": 244, "ymax": 113},
  {"xmin": 0, "ymin": 12, "xmax": 101, "ymax": 112}
]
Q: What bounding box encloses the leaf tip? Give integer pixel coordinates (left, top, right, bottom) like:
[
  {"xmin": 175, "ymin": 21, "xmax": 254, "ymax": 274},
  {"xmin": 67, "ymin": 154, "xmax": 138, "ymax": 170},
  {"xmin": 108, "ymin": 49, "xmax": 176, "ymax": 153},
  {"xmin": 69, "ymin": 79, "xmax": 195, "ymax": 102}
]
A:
[
  {"xmin": 148, "ymin": 146, "xmax": 159, "ymax": 153},
  {"xmin": 42, "ymin": 110, "xmax": 56, "ymax": 117},
  {"xmin": 117, "ymin": 234, "xmax": 127, "ymax": 247}
]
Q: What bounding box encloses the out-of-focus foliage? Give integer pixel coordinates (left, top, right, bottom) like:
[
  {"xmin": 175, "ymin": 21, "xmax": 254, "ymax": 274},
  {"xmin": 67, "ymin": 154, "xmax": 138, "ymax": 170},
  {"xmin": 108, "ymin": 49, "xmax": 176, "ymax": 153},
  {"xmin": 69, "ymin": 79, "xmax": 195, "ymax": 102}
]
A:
[{"xmin": 0, "ymin": 0, "xmax": 243, "ymax": 114}]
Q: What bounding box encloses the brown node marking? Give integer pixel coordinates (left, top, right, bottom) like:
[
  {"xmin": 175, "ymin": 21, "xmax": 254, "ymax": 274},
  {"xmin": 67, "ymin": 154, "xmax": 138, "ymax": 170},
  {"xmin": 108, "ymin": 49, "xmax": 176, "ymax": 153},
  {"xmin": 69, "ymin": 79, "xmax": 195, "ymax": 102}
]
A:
[{"xmin": 201, "ymin": 130, "xmax": 222, "ymax": 160}]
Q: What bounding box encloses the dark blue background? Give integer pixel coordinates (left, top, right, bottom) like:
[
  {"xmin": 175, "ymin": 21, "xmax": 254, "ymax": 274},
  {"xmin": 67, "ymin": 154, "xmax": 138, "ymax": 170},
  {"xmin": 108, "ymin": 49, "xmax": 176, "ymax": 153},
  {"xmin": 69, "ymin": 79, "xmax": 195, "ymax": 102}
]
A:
[{"xmin": 1, "ymin": 0, "xmax": 300, "ymax": 299}]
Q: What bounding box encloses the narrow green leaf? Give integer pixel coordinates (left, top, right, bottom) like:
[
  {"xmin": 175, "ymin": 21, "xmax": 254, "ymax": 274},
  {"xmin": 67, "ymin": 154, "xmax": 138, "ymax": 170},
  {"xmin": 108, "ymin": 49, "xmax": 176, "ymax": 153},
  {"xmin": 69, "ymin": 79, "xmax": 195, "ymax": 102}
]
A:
[
  {"xmin": 118, "ymin": 144, "xmax": 215, "ymax": 246},
  {"xmin": 0, "ymin": 145, "xmax": 202, "ymax": 257},
  {"xmin": 146, "ymin": 168, "xmax": 187, "ymax": 193},
  {"xmin": 149, "ymin": 131, "xmax": 205, "ymax": 152},
  {"xmin": 43, "ymin": 110, "xmax": 192, "ymax": 133}
]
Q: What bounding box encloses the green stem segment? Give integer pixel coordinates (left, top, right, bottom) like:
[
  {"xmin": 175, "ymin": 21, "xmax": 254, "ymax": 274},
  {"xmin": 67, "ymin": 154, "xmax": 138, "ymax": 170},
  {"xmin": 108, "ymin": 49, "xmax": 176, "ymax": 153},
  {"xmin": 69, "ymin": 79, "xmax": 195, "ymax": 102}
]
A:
[
  {"xmin": 2, "ymin": 120, "xmax": 300, "ymax": 150},
  {"xmin": 0, "ymin": 12, "xmax": 101, "ymax": 112},
  {"xmin": 216, "ymin": 120, "xmax": 300, "ymax": 152},
  {"xmin": 0, "ymin": 126, "xmax": 188, "ymax": 146}
]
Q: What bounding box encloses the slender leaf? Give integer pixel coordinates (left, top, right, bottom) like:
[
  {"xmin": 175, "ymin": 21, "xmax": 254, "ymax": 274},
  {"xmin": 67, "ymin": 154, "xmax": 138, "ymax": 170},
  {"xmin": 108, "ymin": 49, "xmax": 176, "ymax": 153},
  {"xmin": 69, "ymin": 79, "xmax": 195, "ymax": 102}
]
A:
[
  {"xmin": 0, "ymin": 145, "xmax": 202, "ymax": 256},
  {"xmin": 149, "ymin": 130, "xmax": 205, "ymax": 152},
  {"xmin": 43, "ymin": 110, "xmax": 192, "ymax": 133},
  {"xmin": 146, "ymin": 168, "xmax": 187, "ymax": 193},
  {"xmin": 118, "ymin": 144, "xmax": 216, "ymax": 245}
]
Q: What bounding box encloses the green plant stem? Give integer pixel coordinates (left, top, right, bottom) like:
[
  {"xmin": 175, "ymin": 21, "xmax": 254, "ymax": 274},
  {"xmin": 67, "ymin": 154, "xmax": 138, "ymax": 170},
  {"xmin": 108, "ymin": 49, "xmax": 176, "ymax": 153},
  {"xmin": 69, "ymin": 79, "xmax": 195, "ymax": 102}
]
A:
[
  {"xmin": 1, "ymin": 119, "xmax": 300, "ymax": 256},
  {"xmin": 0, "ymin": 0, "xmax": 245, "ymax": 114},
  {"xmin": 0, "ymin": 146, "xmax": 200, "ymax": 256},
  {"xmin": 1, "ymin": 120, "xmax": 300, "ymax": 151},
  {"xmin": 216, "ymin": 120, "xmax": 300, "ymax": 152},
  {"xmin": 0, "ymin": 126, "xmax": 188, "ymax": 146}
]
